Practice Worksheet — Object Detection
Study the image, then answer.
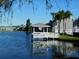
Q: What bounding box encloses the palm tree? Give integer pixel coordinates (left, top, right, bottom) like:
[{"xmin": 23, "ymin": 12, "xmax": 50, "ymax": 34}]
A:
[
  {"xmin": 51, "ymin": 10, "xmax": 72, "ymax": 34},
  {"xmin": 51, "ymin": 12, "xmax": 62, "ymax": 34},
  {"xmin": 55, "ymin": 12, "xmax": 62, "ymax": 34},
  {"xmin": 64, "ymin": 10, "xmax": 72, "ymax": 34},
  {"xmin": 65, "ymin": 11, "xmax": 72, "ymax": 18},
  {"xmin": 51, "ymin": 13, "xmax": 56, "ymax": 33},
  {"xmin": 58, "ymin": 10, "xmax": 65, "ymax": 34}
]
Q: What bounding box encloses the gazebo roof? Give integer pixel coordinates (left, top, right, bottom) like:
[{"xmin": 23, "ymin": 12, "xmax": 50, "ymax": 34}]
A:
[{"xmin": 32, "ymin": 23, "xmax": 50, "ymax": 27}]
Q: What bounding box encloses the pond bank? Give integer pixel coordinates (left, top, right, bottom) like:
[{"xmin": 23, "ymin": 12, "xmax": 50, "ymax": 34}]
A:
[
  {"xmin": 32, "ymin": 35, "xmax": 79, "ymax": 59},
  {"xmin": 54, "ymin": 39, "xmax": 79, "ymax": 47}
]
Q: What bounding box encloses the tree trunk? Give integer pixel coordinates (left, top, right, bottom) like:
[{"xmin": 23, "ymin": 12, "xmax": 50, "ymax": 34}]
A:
[
  {"xmin": 64, "ymin": 19, "xmax": 66, "ymax": 34},
  {"xmin": 63, "ymin": 19, "xmax": 65, "ymax": 35},
  {"xmin": 58, "ymin": 20, "xmax": 60, "ymax": 34}
]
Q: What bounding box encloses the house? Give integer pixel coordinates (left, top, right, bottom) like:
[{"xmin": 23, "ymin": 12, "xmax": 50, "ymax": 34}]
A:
[
  {"xmin": 0, "ymin": 26, "xmax": 23, "ymax": 31},
  {"xmin": 73, "ymin": 18, "xmax": 79, "ymax": 32},
  {"xmin": 52, "ymin": 17, "xmax": 73, "ymax": 35},
  {"xmin": 73, "ymin": 18, "xmax": 79, "ymax": 37},
  {"xmin": 32, "ymin": 23, "xmax": 59, "ymax": 40},
  {"xmin": 73, "ymin": 25, "xmax": 79, "ymax": 32},
  {"xmin": 0, "ymin": 26, "xmax": 16, "ymax": 31}
]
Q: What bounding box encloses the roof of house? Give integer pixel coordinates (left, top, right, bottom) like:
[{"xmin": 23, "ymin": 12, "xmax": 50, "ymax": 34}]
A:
[{"xmin": 32, "ymin": 23, "xmax": 50, "ymax": 27}]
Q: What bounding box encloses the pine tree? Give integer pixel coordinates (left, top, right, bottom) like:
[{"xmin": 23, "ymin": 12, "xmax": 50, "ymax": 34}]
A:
[{"xmin": 25, "ymin": 18, "xmax": 32, "ymax": 32}]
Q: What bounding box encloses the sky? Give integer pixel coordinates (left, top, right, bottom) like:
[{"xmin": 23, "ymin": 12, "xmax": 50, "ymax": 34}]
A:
[{"xmin": 1, "ymin": 0, "xmax": 79, "ymax": 26}]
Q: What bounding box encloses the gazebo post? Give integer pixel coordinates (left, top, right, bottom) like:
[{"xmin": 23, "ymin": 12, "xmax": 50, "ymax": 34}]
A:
[
  {"xmin": 47, "ymin": 27, "xmax": 48, "ymax": 32},
  {"xmin": 33, "ymin": 27, "xmax": 35, "ymax": 32},
  {"xmin": 43, "ymin": 27, "xmax": 45, "ymax": 32}
]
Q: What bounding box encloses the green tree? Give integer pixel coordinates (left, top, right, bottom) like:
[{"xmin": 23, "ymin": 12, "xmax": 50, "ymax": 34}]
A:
[
  {"xmin": 58, "ymin": 10, "xmax": 72, "ymax": 34},
  {"xmin": 51, "ymin": 12, "xmax": 62, "ymax": 34},
  {"xmin": 64, "ymin": 10, "xmax": 72, "ymax": 33},
  {"xmin": 58, "ymin": 10, "xmax": 65, "ymax": 34},
  {"xmin": 51, "ymin": 10, "xmax": 72, "ymax": 34},
  {"xmin": 65, "ymin": 11, "xmax": 72, "ymax": 19},
  {"xmin": 17, "ymin": 27, "xmax": 23, "ymax": 31},
  {"xmin": 14, "ymin": 25, "xmax": 25, "ymax": 31},
  {"xmin": 25, "ymin": 18, "xmax": 32, "ymax": 32}
]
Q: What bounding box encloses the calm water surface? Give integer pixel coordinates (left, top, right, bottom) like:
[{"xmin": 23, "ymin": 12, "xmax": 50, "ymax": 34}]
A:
[
  {"xmin": 0, "ymin": 32, "xmax": 52, "ymax": 59},
  {"xmin": 0, "ymin": 32, "xmax": 78, "ymax": 59},
  {"xmin": 0, "ymin": 32, "xmax": 32, "ymax": 59}
]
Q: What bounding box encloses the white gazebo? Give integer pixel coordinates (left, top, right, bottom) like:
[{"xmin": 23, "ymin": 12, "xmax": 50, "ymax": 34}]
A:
[
  {"xmin": 32, "ymin": 23, "xmax": 59, "ymax": 39},
  {"xmin": 32, "ymin": 23, "xmax": 50, "ymax": 32}
]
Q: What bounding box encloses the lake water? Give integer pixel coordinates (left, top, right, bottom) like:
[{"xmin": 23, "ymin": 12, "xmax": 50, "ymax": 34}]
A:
[
  {"xmin": 0, "ymin": 32, "xmax": 32, "ymax": 59},
  {"xmin": 0, "ymin": 32, "xmax": 79, "ymax": 59},
  {"xmin": 0, "ymin": 32, "xmax": 52, "ymax": 59}
]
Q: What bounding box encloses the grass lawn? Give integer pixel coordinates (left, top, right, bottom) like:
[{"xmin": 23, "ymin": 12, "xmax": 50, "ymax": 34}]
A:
[{"xmin": 59, "ymin": 35, "xmax": 79, "ymax": 41}]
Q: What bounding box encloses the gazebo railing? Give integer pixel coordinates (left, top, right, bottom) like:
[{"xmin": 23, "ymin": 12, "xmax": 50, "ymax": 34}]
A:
[{"xmin": 32, "ymin": 32, "xmax": 59, "ymax": 38}]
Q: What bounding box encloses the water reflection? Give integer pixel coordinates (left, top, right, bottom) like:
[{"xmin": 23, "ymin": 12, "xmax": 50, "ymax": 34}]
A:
[{"xmin": 32, "ymin": 39, "xmax": 79, "ymax": 59}]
